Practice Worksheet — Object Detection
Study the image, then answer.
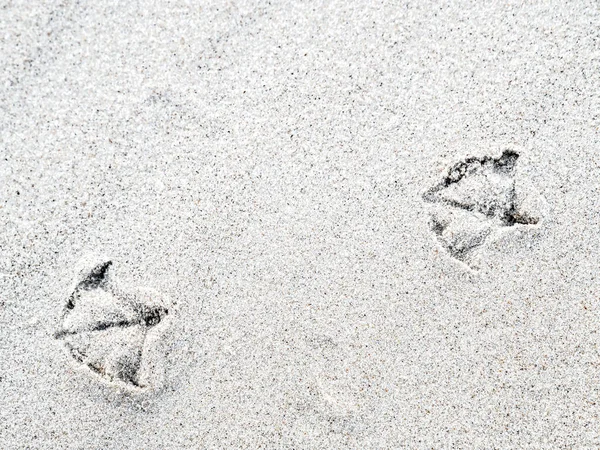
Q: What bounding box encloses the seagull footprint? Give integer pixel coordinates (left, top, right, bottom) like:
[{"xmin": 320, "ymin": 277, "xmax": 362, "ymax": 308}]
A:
[
  {"xmin": 55, "ymin": 260, "xmax": 170, "ymax": 390},
  {"xmin": 423, "ymin": 149, "xmax": 542, "ymax": 267}
]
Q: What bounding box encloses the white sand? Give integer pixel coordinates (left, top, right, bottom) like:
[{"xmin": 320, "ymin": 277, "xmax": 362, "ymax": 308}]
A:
[{"xmin": 2, "ymin": 0, "xmax": 600, "ymax": 448}]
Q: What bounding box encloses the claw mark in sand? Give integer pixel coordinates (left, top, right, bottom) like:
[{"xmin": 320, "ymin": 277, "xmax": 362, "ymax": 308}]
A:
[
  {"xmin": 423, "ymin": 149, "xmax": 542, "ymax": 267},
  {"xmin": 55, "ymin": 259, "xmax": 170, "ymax": 390}
]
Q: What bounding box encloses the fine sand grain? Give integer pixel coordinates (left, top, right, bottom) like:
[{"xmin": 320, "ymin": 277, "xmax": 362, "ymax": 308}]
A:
[{"xmin": 2, "ymin": 1, "xmax": 600, "ymax": 448}]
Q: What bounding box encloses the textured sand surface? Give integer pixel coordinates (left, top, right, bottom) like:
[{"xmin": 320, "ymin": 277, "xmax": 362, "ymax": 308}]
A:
[{"xmin": 2, "ymin": 0, "xmax": 600, "ymax": 448}]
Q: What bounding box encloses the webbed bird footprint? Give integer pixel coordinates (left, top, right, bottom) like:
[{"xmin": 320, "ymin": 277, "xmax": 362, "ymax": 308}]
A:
[
  {"xmin": 55, "ymin": 260, "xmax": 170, "ymax": 390},
  {"xmin": 423, "ymin": 149, "xmax": 543, "ymax": 267}
]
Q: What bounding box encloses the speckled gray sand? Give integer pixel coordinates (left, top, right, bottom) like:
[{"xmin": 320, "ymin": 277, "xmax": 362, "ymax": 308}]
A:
[{"xmin": 1, "ymin": 1, "xmax": 600, "ymax": 448}]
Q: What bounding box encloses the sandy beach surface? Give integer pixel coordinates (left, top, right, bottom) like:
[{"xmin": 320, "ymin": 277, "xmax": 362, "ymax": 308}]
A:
[{"xmin": 2, "ymin": 0, "xmax": 600, "ymax": 448}]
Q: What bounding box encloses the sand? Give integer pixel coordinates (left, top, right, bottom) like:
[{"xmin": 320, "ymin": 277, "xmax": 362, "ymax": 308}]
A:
[{"xmin": 2, "ymin": 0, "xmax": 600, "ymax": 448}]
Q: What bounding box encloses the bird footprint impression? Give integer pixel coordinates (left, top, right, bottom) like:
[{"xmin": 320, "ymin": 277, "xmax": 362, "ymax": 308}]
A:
[
  {"xmin": 55, "ymin": 260, "xmax": 170, "ymax": 390},
  {"xmin": 423, "ymin": 148, "xmax": 544, "ymax": 267}
]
